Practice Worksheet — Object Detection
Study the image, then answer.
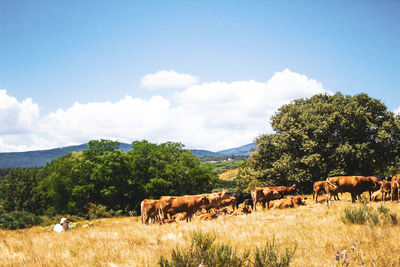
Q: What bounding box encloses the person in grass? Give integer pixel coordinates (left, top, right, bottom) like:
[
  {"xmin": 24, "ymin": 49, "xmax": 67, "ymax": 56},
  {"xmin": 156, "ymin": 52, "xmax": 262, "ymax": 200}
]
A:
[{"xmin": 53, "ymin": 218, "xmax": 70, "ymax": 233}]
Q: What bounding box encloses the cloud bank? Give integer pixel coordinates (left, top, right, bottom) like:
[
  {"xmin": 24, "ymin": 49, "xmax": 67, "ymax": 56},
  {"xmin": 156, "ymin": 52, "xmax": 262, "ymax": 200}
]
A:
[
  {"xmin": 141, "ymin": 70, "xmax": 199, "ymax": 90},
  {"xmin": 0, "ymin": 69, "xmax": 330, "ymax": 152}
]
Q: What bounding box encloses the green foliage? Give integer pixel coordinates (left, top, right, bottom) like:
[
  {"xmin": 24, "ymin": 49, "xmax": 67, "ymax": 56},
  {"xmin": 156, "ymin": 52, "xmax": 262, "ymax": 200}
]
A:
[
  {"xmin": 158, "ymin": 232, "xmax": 296, "ymax": 267},
  {"xmin": 254, "ymin": 237, "xmax": 297, "ymax": 267},
  {"xmin": 342, "ymin": 200, "xmax": 399, "ymax": 226},
  {"xmin": 377, "ymin": 203, "xmax": 390, "ymax": 214},
  {"xmin": 158, "ymin": 231, "xmax": 250, "ymax": 267},
  {"xmin": 85, "ymin": 203, "xmax": 113, "ymax": 219},
  {"xmin": 198, "ymin": 155, "xmax": 248, "ymax": 162},
  {"xmin": 208, "ymin": 160, "xmax": 244, "ymax": 174},
  {"xmin": 0, "ymin": 211, "xmax": 43, "ymax": 230},
  {"xmin": 238, "ymin": 93, "xmax": 400, "ymax": 192},
  {"xmin": 0, "ymin": 167, "xmax": 42, "ymax": 213}
]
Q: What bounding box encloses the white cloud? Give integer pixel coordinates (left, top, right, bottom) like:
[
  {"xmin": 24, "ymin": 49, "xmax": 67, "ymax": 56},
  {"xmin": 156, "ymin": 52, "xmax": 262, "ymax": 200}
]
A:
[
  {"xmin": 141, "ymin": 70, "xmax": 199, "ymax": 90},
  {"xmin": 395, "ymin": 106, "xmax": 400, "ymax": 115},
  {"xmin": 0, "ymin": 69, "xmax": 329, "ymax": 152},
  {"xmin": 0, "ymin": 90, "xmax": 39, "ymax": 135}
]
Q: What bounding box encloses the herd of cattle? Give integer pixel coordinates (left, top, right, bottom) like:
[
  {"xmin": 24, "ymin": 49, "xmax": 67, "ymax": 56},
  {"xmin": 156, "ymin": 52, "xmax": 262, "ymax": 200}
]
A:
[{"xmin": 141, "ymin": 174, "xmax": 400, "ymax": 224}]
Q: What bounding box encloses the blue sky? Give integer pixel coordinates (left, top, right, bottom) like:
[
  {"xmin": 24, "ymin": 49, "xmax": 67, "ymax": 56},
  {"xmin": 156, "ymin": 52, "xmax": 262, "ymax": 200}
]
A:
[{"xmin": 0, "ymin": 1, "xmax": 399, "ymax": 152}]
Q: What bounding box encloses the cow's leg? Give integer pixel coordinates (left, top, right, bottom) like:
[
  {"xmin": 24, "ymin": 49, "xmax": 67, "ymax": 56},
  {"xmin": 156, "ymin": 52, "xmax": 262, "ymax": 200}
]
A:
[
  {"xmin": 351, "ymin": 192, "xmax": 356, "ymax": 203},
  {"xmin": 261, "ymin": 201, "xmax": 266, "ymax": 210}
]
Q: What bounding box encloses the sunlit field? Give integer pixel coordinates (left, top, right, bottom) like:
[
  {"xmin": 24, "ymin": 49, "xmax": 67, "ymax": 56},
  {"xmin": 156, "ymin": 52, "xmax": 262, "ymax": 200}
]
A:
[
  {"xmin": 218, "ymin": 168, "xmax": 239, "ymax": 180},
  {"xmin": 1, "ymin": 194, "xmax": 400, "ymax": 266}
]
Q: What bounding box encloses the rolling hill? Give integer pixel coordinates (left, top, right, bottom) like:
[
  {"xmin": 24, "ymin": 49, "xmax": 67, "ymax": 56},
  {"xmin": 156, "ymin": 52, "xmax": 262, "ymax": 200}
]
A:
[{"xmin": 0, "ymin": 142, "xmax": 256, "ymax": 168}]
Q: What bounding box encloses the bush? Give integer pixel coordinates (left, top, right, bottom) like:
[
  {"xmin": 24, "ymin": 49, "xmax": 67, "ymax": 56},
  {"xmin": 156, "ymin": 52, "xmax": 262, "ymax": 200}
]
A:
[
  {"xmin": 342, "ymin": 201, "xmax": 399, "ymax": 226},
  {"xmin": 254, "ymin": 237, "xmax": 297, "ymax": 267},
  {"xmin": 0, "ymin": 211, "xmax": 43, "ymax": 230},
  {"xmin": 86, "ymin": 203, "xmax": 113, "ymax": 219},
  {"xmin": 158, "ymin": 232, "xmax": 296, "ymax": 267},
  {"xmin": 377, "ymin": 204, "xmax": 390, "ymax": 214}
]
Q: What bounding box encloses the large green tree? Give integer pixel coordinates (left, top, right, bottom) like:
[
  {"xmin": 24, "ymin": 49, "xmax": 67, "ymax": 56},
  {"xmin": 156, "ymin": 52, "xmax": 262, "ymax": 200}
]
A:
[
  {"xmin": 34, "ymin": 139, "xmax": 216, "ymax": 216},
  {"xmin": 238, "ymin": 93, "xmax": 400, "ymax": 192}
]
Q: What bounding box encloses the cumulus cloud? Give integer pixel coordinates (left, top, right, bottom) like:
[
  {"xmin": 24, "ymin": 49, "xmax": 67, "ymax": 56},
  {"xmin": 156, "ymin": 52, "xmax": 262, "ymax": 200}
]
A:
[
  {"xmin": 0, "ymin": 90, "xmax": 39, "ymax": 135},
  {"xmin": 395, "ymin": 106, "xmax": 400, "ymax": 115},
  {"xmin": 0, "ymin": 69, "xmax": 329, "ymax": 152},
  {"xmin": 141, "ymin": 70, "xmax": 199, "ymax": 90}
]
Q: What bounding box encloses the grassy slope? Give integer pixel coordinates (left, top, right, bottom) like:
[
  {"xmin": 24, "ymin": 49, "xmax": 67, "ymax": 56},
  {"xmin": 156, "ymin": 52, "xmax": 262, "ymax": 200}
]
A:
[
  {"xmin": 218, "ymin": 168, "xmax": 239, "ymax": 180},
  {"xmin": 1, "ymin": 195, "xmax": 400, "ymax": 266}
]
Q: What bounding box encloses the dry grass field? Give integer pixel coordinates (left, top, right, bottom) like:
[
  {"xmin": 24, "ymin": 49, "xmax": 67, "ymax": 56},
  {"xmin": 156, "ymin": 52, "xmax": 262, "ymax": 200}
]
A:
[
  {"xmin": 218, "ymin": 168, "xmax": 239, "ymax": 180},
  {"xmin": 1, "ymin": 194, "xmax": 400, "ymax": 266}
]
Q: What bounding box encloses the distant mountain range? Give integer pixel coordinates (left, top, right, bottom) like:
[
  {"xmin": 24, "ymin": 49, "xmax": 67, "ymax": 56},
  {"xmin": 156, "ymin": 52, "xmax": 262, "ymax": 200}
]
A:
[{"xmin": 0, "ymin": 142, "xmax": 256, "ymax": 168}]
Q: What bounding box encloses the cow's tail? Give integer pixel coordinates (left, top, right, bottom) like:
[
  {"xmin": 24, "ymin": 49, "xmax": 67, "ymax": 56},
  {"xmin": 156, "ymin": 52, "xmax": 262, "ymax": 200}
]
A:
[{"xmin": 326, "ymin": 178, "xmax": 337, "ymax": 190}]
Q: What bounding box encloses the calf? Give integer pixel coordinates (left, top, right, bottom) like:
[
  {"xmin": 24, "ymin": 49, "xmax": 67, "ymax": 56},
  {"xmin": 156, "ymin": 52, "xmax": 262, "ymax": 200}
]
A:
[{"xmin": 271, "ymin": 195, "xmax": 307, "ymax": 209}]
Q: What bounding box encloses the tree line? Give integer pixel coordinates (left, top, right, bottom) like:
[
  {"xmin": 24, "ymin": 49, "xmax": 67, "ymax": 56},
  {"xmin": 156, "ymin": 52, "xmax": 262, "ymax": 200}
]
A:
[{"xmin": 0, "ymin": 140, "xmax": 217, "ymax": 217}]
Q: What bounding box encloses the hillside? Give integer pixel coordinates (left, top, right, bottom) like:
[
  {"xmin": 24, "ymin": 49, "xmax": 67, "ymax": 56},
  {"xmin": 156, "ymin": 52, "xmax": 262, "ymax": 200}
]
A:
[{"xmin": 0, "ymin": 142, "xmax": 255, "ymax": 168}]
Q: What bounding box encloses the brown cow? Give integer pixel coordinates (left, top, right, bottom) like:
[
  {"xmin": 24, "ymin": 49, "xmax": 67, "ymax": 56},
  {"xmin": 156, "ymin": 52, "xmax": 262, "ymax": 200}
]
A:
[
  {"xmin": 391, "ymin": 174, "xmax": 400, "ymax": 201},
  {"xmin": 251, "ymin": 187, "xmax": 281, "ymax": 211},
  {"xmin": 141, "ymin": 199, "xmax": 160, "ymax": 225},
  {"xmin": 219, "ymin": 196, "xmax": 237, "ymax": 210},
  {"xmin": 159, "ymin": 194, "xmax": 210, "ymax": 222},
  {"xmin": 325, "ymin": 176, "xmax": 379, "ymax": 203},
  {"xmin": 171, "ymin": 212, "xmax": 187, "ymax": 222},
  {"xmin": 198, "ymin": 213, "xmax": 218, "ymax": 221},
  {"xmin": 378, "ymin": 180, "xmax": 392, "ymax": 202},
  {"xmin": 232, "ymin": 205, "xmax": 251, "ymax": 215},
  {"xmin": 267, "ymin": 185, "xmax": 299, "ymax": 197},
  {"xmin": 202, "ymin": 190, "xmax": 231, "ymax": 211},
  {"xmin": 313, "ymin": 181, "xmax": 339, "ymax": 201},
  {"xmin": 271, "ymin": 195, "xmax": 307, "ymax": 209}
]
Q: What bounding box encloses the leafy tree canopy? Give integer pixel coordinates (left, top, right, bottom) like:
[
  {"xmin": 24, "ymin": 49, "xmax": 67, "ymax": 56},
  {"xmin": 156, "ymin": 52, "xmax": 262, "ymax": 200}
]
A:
[{"xmin": 238, "ymin": 93, "xmax": 400, "ymax": 192}]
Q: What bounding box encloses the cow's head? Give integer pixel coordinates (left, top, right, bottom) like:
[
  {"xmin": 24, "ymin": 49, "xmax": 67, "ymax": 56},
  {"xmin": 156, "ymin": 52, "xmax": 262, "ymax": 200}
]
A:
[
  {"xmin": 220, "ymin": 190, "xmax": 230, "ymax": 200},
  {"xmin": 201, "ymin": 195, "xmax": 210, "ymax": 204},
  {"xmin": 291, "ymin": 184, "xmax": 300, "ymax": 193}
]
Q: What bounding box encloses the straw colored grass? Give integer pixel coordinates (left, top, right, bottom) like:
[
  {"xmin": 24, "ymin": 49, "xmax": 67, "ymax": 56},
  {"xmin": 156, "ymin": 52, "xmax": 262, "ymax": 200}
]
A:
[
  {"xmin": 1, "ymin": 195, "xmax": 400, "ymax": 266},
  {"xmin": 218, "ymin": 168, "xmax": 239, "ymax": 180}
]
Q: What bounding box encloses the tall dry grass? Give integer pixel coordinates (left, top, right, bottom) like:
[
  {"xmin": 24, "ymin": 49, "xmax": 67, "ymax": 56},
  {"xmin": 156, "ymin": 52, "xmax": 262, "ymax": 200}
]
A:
[{"xmin": 1, "ymin": 195, "xmax": 400, "ymax": 266}]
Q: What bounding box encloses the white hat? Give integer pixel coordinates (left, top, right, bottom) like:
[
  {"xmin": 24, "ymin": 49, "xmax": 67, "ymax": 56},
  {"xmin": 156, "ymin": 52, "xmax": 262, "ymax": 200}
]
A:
[{"xmin": 60, "ymin": 218, "xmax": 69, "ymax": 224}]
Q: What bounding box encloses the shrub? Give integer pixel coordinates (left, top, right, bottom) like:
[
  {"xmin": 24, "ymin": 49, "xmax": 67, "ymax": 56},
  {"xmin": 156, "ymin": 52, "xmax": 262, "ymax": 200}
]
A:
[
  {"xmin": 254, "ymin": 237, "xmax": 297, "ymax": 267},
  {"xmin": 341, "ymin": 201, "xmax": 399, "ymax": 226},
  {"xmin": 0, "ymin": 211, "xmax": 43, "ymax": 230},
  {"xmin": 377, "ymin": 204, "xmax": 390, "ymax": 214},
  {"xmin": 86, "ymin": 203, "xmax": 113, "ymax": 219},
  {"xmin": 158, "ymin": 232, "xmax": 296, "ymax": 267},
  {"xmin": 342, "ymin": 205, "xmax": 371, "ymax": 225}
]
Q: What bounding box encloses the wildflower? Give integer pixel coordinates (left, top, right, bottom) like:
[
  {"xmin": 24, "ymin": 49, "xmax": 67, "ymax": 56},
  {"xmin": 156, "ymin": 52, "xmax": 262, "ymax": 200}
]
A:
[
  {"xmin": 351, "ymin": 245, "xmax": 356, "ymax": 251},
  {"xmin": 352, "ymin": 242, "xmax": 357, "ymax": 246},
  {"xmin": 335, "ymin": 255, "xmax": 340, "ymax": 261},
  {"xmin": 335, "ymin": 250, "xmax": 339, "ymax": 254}
]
